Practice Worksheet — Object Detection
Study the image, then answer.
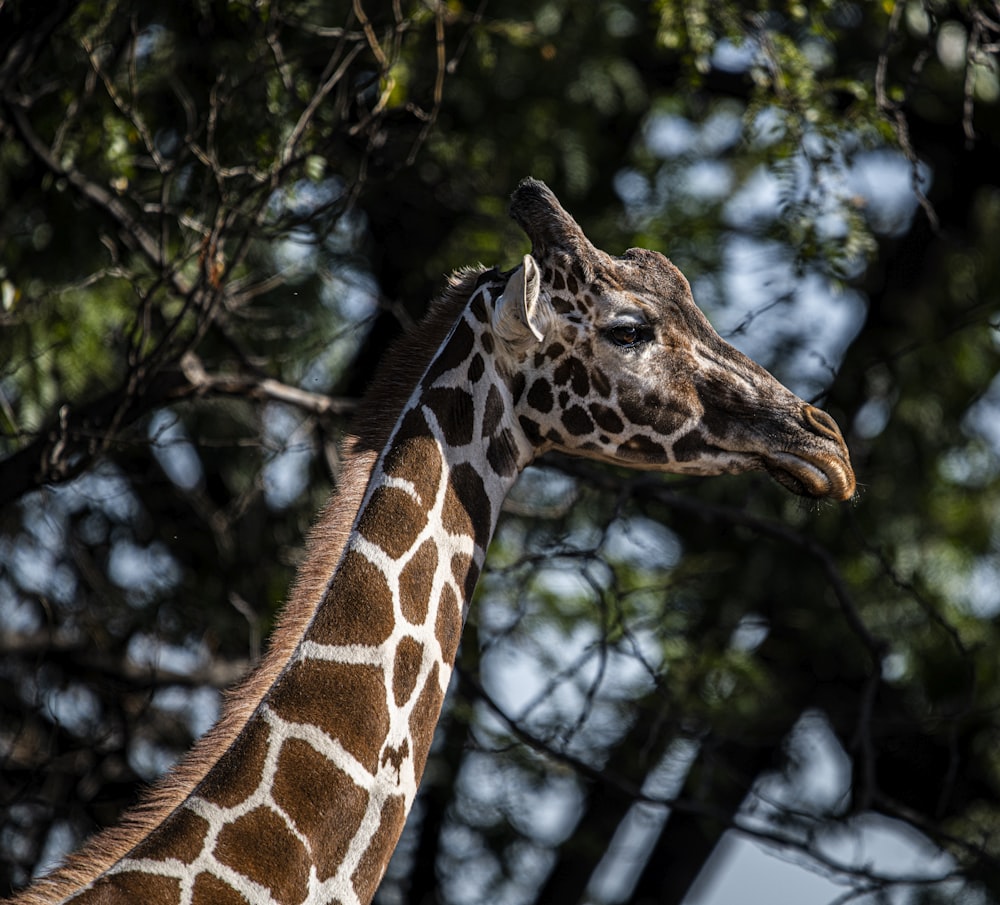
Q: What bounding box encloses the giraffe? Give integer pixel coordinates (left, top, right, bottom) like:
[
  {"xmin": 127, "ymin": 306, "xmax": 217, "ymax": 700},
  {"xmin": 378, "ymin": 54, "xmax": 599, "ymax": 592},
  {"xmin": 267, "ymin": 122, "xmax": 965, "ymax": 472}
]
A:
[{"xmin": 7, "ymin": 178, "xmax": 855, "ymax": 905}]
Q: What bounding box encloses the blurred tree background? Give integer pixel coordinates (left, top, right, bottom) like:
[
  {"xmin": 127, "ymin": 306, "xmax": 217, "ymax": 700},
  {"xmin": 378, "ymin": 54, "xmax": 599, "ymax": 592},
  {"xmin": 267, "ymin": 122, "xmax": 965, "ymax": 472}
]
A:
[{"xmin": 2, "ymin": 1, "xmax": 1000, "ymax": 903}]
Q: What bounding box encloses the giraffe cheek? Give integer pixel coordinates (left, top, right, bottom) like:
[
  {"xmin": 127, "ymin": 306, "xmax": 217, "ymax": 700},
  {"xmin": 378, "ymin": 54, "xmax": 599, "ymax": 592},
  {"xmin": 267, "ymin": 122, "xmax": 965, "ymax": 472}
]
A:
[
  {"xmin": 526, "ymin": 377, "xmax": 554, "ymax": 413},
  {"xmin": 562, "ymin": 404, "xmax": 595, "ymax": 437},
  {"xmin": 617, "ymin": 382, "xmax": 695, "ymax": 437},
  {"xmin": 553, "ymin": 356, "xmax": 590, "ymax": 396},
  {"xmin": 672, "ymin": 429, "xmax": 715, "ymax": 463},
  {"xmin": 617, "ymin": 434, "xmax": 669, "ymax": 461},
  {"xmin": 591, "ymin": 365, "xmax": 612, "ymax": 398},
  {"xmin": 589, "ymin": 403, "xmax": 625, "ymax": 435}
]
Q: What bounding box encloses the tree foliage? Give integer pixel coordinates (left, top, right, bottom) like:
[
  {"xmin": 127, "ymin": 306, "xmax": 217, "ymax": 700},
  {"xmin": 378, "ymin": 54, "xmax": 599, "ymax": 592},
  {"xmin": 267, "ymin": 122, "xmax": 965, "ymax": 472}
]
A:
[{"xmin": 2, "ymin": 1, "xmax": 1000, "ymax": 903}]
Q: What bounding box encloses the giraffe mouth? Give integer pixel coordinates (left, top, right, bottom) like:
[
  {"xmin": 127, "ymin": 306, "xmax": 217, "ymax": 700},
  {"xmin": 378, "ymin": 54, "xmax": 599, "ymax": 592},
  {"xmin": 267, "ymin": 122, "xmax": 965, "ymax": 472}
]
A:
[{"xmin": 767, "ymin": 452, "xmax": 856, "ymax": 501}]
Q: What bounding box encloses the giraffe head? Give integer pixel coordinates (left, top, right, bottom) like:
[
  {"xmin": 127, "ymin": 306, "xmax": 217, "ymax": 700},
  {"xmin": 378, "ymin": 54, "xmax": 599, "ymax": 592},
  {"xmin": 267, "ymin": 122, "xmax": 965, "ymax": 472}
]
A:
[{"xmin": 491, "ymin": 178, "xmax": 855, "ymax": 500}]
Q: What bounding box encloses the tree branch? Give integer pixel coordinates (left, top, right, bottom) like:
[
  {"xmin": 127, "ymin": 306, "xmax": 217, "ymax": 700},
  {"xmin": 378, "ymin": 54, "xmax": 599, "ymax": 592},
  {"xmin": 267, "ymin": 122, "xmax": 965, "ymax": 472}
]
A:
[
  {"xmin": 0, "ymin": 631, "xmax": 250, "ymax": 691},
  {"xmin": 0, "ymin": 357, "xmax": 354, "ymax": 510}
]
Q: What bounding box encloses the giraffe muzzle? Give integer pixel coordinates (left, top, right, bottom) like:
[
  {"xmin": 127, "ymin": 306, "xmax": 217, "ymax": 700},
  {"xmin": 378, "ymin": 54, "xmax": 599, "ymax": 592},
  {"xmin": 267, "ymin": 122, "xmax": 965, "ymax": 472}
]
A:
[
  {"xmin": 803, "ymin": 404, "xmax": 845, "ymax": 444},
  {"xmin": 767, "ymin": 404, "xmax": 856, "ymax": 501}
]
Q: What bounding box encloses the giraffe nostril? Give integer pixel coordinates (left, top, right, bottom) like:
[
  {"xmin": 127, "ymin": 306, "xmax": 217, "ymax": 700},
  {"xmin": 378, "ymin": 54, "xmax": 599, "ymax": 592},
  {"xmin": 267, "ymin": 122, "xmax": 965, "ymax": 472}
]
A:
[{"xmin": 803, "ymin": 404, "xmax": 843, "ymax": 442}]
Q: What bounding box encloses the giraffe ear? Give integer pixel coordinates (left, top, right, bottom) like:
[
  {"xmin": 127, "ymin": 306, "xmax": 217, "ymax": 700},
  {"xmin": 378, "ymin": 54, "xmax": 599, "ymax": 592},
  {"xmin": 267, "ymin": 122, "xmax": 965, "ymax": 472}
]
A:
[{"xmin": 493, "ymin": 254, "xmax": 550, "ymax": 346}]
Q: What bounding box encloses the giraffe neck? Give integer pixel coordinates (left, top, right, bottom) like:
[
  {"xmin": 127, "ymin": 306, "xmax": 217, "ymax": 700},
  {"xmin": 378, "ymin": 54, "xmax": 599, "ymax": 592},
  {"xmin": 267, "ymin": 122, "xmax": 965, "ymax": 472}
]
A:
[{"xmin": 16, "ymin": 271, "xmax": 529, "ymax": 905}]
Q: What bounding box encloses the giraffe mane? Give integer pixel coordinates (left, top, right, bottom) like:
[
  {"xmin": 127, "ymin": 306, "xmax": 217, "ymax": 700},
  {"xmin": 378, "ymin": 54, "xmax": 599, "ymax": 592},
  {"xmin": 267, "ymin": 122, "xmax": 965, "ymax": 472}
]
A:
[{"xmin": 10, "ymin": 265, "xmax": 492, "ymax": 905}]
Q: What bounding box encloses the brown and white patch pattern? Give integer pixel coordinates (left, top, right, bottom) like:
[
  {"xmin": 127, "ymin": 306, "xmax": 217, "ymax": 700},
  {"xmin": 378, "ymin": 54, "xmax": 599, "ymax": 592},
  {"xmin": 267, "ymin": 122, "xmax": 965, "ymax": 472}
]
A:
[{"xmin": 21, "ymin": 179, "xmax": 853, "ymax": 905}]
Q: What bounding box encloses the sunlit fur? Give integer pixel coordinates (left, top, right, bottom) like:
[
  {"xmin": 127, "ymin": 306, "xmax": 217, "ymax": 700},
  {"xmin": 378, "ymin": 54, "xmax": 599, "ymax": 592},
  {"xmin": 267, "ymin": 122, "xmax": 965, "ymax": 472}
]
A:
[
  {"xmin": 5, "ymin": 270, "xmax": 487, "ymax": 905},
  {"xmin": 8, "ymin": 180, "xmax": 854, "ymax": 905}
]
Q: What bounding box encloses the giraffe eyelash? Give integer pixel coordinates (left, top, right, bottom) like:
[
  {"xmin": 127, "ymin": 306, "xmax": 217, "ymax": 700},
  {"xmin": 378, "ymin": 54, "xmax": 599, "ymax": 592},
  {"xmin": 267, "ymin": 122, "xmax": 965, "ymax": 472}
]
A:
[{"xmin": 605, "ymin": 321, "xmax": 653, "ymax": 349}]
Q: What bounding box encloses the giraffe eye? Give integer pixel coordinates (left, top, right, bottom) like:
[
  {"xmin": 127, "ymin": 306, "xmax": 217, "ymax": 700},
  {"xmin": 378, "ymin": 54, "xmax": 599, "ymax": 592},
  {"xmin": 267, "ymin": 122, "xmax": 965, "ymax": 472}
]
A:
[{"xmin": 607, "ymin": 322, "xmax": 650, "ymax": 348}]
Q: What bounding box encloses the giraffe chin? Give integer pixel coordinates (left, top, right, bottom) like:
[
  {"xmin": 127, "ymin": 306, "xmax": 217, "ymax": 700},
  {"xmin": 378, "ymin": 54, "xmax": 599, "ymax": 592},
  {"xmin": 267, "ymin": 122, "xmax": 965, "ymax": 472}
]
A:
[{"xmin": 767, "ymin": 452, "xmax": 856, "ymax": 501}]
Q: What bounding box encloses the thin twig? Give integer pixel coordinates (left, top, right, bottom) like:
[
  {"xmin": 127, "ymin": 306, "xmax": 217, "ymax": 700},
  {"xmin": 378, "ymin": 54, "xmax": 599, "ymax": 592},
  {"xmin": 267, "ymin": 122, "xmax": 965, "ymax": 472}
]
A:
[
  {"xmin": 179, "ymin": 352, "xmax": 356, "ymax": 417},
  {"xmin": 875, "ymin": 0, "xmax": 940, "ymax": 232}
]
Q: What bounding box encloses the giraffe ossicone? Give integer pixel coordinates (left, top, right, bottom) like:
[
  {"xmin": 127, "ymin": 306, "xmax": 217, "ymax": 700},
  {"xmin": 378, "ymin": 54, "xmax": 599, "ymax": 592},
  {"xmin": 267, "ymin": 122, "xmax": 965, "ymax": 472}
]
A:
[{"xmin": 8, "ymin": 178, "xmax": 854, "ymax": 905}]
